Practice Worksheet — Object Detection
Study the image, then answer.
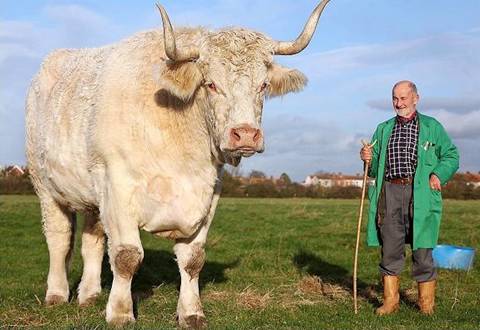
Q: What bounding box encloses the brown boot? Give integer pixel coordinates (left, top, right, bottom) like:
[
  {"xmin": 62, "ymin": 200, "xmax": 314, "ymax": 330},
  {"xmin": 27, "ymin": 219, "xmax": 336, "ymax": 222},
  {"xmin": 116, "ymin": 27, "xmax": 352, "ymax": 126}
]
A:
[
  {"xmin": 418, "ymin": 280, "xmax": 436, "ymax": 315},
  {"xmin": 376, "ymin": 275, "xmax": 400, "ymax": 315}
]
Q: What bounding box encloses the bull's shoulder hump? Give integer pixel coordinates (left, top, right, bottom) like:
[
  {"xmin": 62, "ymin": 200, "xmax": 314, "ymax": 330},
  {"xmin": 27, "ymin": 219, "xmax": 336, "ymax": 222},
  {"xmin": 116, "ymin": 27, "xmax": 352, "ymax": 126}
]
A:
[
  {"xmin": 42, "ymin": 48, "xmax": 80, "ymax": 70},
  {"xmin": 40, "ymin": 47, "xmax": 108, "ymax": 81},
  {"xmin": 39, "ymin": 49, "xmax": 82, "ymax": 79}
]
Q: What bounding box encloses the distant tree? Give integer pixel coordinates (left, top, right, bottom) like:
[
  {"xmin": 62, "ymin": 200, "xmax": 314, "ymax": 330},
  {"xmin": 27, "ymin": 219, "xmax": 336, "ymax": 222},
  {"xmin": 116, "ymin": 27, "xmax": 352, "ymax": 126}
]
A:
[
  {"xmin": 225, "ymin": 164, "xmax": 242, "ymax": 177},
  {"xmin": 0, "ymin": 176, "xmax": 35, "ymax": 194},
  {"xmin": 279, "ymin": 172, "xmax": 292, "ymax": 185},
  {"xmin": 245, "ymin": 182, "xmax": 278, "ymax": 197},
  {"xmin": 221, "ymin": 170, "xmax": 243, "ymax": 197},
  {"xmin": 249, "ymin": 170, "xmax": 266, "ymax": 178},
  {"xmin": 217, "ymin": 171, "xmax": 480, "ymax": 199}
]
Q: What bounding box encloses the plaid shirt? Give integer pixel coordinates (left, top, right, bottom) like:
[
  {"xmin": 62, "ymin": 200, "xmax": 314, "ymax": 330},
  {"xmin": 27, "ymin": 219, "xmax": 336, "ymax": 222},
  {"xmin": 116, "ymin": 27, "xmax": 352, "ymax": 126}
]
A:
[{"xmin": 385, "ymin": 113, "xmax": 419, "ymax": 179}]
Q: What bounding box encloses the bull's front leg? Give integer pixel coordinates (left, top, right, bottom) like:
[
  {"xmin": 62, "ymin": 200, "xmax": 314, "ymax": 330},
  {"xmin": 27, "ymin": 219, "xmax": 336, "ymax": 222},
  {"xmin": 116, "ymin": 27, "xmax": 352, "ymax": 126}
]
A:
[
  {"xmin": 174, "ymin": 193, "xmax": 220, "ymax": 329},
  {"xmin": 100, "ymin": 179, "xmax": 144, "ymax": 326}
]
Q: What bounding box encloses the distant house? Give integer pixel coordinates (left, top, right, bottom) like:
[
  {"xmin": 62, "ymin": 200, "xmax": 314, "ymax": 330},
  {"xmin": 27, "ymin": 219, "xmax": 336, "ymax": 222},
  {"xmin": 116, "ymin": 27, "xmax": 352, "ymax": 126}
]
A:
[
  {"xmin": 304, "ymin": 175, "xmax": 333, "ymax": 187},
  {"xmin": 306, "ymin": 172, "xmax": 480, "ymax": 188},
  {"xmin": 5, "ymin": 165, "xmax": 25, "ymax": 177},
  {"xmin": 469, "ymin": 181, "xmax": 480, "ymax": 188},
  {"xmin": 461, "ymin": 172, "xmax": 480, "ymax": 188},
  {"xmin": 303, "ymin": 173, "xmax": 372, "ymax": 187}
]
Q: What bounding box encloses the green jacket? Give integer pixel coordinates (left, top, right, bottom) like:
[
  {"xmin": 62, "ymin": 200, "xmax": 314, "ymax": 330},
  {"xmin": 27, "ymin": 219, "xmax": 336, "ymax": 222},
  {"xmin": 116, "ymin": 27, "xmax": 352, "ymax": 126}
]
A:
[{"xmin": 366, "ymin": 113, "xmax": 459, "ymax": 250}]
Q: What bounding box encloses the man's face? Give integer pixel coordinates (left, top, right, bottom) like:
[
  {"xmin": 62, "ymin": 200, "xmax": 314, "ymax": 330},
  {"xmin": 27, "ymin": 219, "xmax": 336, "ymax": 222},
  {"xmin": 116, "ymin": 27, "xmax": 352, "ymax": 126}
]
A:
[{"xmin": 392, "ymin": 84, "xmax": 419, "ymax": 118}]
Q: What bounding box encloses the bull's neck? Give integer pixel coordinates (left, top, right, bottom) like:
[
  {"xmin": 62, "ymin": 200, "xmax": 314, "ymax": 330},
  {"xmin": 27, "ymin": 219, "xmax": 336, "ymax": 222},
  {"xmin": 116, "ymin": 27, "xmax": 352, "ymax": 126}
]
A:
[
  {"xmin": 145, "ymin": 88, "xmax": 224, "ymax": 170},
  {"xmin": 164, "ymin": 102, "xmax": 211, "ymax": 161}
]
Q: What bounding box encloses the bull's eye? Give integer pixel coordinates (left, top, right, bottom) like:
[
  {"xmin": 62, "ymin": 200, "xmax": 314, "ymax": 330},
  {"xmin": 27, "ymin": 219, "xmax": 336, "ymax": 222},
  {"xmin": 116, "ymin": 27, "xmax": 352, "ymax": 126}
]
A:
[
  {"xmin": 206, "ymin": 82, "xmax": 217, "ymax": 92},
  {"xmin": 259, "ymin": 82, "xmax": 268, "ymax": 93}
]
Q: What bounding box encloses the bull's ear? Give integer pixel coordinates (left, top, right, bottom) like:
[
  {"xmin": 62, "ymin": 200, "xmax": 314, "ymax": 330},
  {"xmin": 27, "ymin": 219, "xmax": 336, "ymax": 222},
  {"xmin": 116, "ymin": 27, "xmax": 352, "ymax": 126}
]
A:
[
  {"xmin": 157, "ymin": 61, "xmax": 203, "ymax": 102},
  {"xmin": 267, "ymin": 63, "xmax": 307, "ymax": 98}
]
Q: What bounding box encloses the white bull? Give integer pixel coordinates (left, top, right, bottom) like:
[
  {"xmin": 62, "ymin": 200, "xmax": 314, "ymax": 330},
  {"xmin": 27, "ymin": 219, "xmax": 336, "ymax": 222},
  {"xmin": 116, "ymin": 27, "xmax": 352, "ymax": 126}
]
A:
[{"xmin": 25, "ymin": 1, "xmax": 330, "ymax": 327}]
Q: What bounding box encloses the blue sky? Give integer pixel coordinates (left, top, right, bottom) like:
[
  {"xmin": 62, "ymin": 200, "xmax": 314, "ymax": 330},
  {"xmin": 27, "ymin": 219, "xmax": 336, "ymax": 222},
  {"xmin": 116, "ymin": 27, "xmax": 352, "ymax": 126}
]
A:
[{"xmin": 1, "ymin": 0, "xmax": 480, "ymax": 181}]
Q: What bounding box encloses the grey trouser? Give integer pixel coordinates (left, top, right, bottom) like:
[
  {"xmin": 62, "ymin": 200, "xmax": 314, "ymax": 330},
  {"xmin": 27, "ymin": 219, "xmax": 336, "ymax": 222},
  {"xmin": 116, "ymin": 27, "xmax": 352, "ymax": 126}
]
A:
[{"xmin": 379, "ymin": 181, "xmax": 437, "ymax": 282}]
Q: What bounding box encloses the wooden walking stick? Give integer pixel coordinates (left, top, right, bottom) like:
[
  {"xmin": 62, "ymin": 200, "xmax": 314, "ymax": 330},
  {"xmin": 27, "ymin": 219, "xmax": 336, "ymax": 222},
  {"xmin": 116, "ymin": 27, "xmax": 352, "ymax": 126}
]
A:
[{"xmin": 353, "ymin": 139, "xmax": 376, "ymax": 314}]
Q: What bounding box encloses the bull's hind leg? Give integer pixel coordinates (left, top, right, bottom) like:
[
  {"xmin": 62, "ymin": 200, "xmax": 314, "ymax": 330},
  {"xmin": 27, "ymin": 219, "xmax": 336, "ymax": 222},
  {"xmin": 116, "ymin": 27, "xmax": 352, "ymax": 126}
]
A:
[
  {"xmin": 174, "ymin": 193, "xmax": 220, "ymax": 329},
  {"xmin": 78, "ymin": 212, "xmax": 105, "ymax": 306},
  {"xmin": 39, "ymin": 195, "xmax": 77, "ymax": 306}
]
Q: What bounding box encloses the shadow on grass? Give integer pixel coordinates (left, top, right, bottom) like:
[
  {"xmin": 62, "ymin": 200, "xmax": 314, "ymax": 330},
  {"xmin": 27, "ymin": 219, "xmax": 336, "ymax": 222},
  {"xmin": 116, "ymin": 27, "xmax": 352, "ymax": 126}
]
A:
[
  {"xmin": 133, "ymin": 249, "xmax": 239, "ymax": 298},
  {"xmin": 72, "ymin": 248, "xmax": 239, "ymax": 303},
  {"xmin": 70, "ymin": 248, "xmax": 239, "ymax": 319},
  {"xmin": 292, "ymin": 249, "xmax": 421, "ymax": 310},
  {"xmin": 292, "ymin": 249, "xmax": 380, "ymax": 307}
]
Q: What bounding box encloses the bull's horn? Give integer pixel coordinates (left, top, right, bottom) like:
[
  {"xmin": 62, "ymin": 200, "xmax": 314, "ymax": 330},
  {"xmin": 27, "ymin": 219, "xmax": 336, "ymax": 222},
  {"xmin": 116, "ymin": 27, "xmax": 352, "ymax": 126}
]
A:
[
  {"xmin": 156, "ymin": 3, "xmax": 199, "ymax": 61},
  {"xmin": 273, "ymin": 0, "xmax": 330, "ymax": 55}
]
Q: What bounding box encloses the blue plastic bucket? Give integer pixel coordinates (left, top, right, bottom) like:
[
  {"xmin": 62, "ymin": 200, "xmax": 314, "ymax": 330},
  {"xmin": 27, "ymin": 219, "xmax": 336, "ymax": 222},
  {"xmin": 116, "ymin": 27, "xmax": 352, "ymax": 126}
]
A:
[{"xmin": 433, "ymin": 244, "xmax": 475, "ymax": 270}]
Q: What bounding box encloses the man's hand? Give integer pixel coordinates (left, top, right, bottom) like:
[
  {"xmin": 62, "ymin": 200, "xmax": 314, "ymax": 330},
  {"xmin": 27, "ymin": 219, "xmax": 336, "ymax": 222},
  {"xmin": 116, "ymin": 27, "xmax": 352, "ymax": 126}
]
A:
[
  {"xmin": 360, "ymin": 146, "xmax": 372, "ymax": 162},
  {"xmin": 430, "ymin": 174, "xmax": 441, "ymax": 191}
]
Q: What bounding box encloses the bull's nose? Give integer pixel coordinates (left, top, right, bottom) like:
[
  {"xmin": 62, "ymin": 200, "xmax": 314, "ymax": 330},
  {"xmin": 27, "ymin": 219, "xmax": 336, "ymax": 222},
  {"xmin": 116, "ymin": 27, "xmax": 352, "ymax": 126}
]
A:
[
  {"xmin": 230, "ymin": 126, "xmax": 261, "ymax": 142},
  {"xmin": 228, "ymin": 125, "xmax": 263, "ymax": 151}
]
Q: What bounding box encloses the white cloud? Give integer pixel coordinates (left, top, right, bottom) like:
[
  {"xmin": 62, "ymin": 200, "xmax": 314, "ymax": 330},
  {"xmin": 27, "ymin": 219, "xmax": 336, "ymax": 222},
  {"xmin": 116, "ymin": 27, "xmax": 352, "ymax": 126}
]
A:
[
  {"xmin": 41, "ymin": 4, "xmax": 121, "ymax": 48},
  {"xmin": 0, "ymin": 4, "xmax": 119, "ymax": 166},
  {"xmin": 238, "ymin": 113, "xmax": 365, "ymax": 181},
  {"xmin": 167, "ymin": 0, "xmax": 299, "ymax": 33},
  {"xmin": 303, "ymin": 34, "xmax": 476, "ymax": 79},
  {"xmin": 429, "ymin": 110, "xmax": 480, "ymax": 140},
  {"xmin": 44, "ymin": 4, "xmax": 109, "ymax": 27},
  {"xmin": 0, "ymin": 21, "xmax": 45, "ymax": 61},
  {"xmin": 468, "ymin": 26, "xmax": 480, "ymax": 34},
  {"xmin": 263, "ymin": 114, "xmax": 356, "ymax": 155}
]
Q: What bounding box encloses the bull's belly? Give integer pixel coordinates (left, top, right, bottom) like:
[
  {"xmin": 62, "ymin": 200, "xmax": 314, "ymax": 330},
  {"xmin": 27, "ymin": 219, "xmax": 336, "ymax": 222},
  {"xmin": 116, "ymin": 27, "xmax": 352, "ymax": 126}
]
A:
[
  {"xmin": 28, "ymin": 97, "xmax": 98, "ymax": 210},
  {"xmin": 47, "ymin": 178, "xmax": 97, "ymax": 211},
  {"xmin": 137, "ymin": 177, "xmax": 215, "ymax": 239},
  {"xmin": 42, "ymin": 158, "xmax": 98, "ymax": 210}
]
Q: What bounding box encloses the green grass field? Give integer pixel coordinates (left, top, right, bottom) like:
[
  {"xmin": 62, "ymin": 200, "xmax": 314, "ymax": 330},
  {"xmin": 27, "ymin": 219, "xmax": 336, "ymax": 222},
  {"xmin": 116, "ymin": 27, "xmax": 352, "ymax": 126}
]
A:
[{"xmin": 0, "ymin": 195, "xmax": 479, "ymax": 329}]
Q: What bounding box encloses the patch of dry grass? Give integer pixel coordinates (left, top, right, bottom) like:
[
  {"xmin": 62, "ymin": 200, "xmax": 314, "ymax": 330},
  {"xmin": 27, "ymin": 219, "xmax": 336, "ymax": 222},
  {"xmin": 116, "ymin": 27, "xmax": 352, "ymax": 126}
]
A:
[
  {"xmin": 228, "ymin": 276, "xmax": 354, "ymax": 312},
  {"xmin": 0, "ymin": 307, "xmax": 50, "ymax": 328},
  {"xmin": 204, "ymin": 290, "xmax": 231, "ymax": 302},
  {"xmin": 297, "ymin": 275, "xmax": 350, "ymax": 300},
  {"xmin": 236, "ymin": 286, "xmax": 271, "ymax": 310}
]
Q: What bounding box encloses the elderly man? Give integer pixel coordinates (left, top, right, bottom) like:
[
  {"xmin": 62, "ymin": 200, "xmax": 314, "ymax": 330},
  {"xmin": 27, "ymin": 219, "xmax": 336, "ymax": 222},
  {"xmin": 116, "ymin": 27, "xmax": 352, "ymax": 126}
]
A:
[{"xmin": 360, "ymin": 80, "xmax": 459, "ymax": 315}]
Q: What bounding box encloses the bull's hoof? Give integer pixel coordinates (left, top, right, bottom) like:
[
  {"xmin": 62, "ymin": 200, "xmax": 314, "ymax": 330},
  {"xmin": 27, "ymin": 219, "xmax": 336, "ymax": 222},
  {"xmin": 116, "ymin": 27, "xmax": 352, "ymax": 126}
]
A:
[
  {"xmin": 78, "ymin": 294, "xmax": 99, "ymax": 307},
  {"xmin": 45, "ymin": 294, "xmax": 68, "ymax": 306},
  {"xmin": 178, "ymin": 314, "xmax": 207, "ymax": 329},
  {"xmin": 107, "ymin": 315, "xmax": 135, "ymax": 327}
]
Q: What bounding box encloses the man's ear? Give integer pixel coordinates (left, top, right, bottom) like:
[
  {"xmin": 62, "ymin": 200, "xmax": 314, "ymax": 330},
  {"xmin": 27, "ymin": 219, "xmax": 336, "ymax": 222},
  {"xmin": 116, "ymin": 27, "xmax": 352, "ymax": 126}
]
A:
[
  {"xmin": 156, "ymin": 61, "xmax": 203, "ymax": 102},
  {"xmin": 267, "ymin": 63, "xmax": 307, "ymax": 98},
  {"xmin": 414, "ymin": 93, "xmax": 420, "ymax": 106}
]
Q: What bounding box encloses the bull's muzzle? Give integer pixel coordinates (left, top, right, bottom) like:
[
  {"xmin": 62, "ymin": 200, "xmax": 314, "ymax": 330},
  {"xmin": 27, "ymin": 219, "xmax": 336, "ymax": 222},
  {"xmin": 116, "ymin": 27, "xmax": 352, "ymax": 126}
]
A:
[{"xmin": 225, "ymin": 124, "xmax": 264, "ymax": 157}]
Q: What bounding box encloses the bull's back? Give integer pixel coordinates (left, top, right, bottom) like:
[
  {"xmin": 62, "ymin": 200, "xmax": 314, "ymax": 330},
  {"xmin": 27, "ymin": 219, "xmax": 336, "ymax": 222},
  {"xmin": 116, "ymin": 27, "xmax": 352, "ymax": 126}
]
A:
[{"xmin": 26, "ymin": 48, "xmax": 107, "ymax": 209}]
